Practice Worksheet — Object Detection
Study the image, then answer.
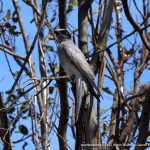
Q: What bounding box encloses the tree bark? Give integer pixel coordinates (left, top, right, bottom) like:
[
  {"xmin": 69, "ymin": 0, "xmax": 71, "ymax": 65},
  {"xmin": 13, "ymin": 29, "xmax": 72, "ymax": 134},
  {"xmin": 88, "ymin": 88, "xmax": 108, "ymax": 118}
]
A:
[
  {"xmin": 0, "ymin": 93, "xmax": 12, "ymax": 150},
  {"xmin": 57, "ymin": 1, "xmax": 69, "ymax": 150},
  {"xmin": 135, "ymin": 86, "xmax": 150, "ymax": 150}
]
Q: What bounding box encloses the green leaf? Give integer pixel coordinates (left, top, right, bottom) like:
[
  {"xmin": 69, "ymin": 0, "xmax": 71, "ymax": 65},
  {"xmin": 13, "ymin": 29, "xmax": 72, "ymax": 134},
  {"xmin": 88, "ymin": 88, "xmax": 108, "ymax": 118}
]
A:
[
  {"xmin": 8, "ymin": 107, "xmax": 15, "ymax": 113},
  {"xmin": 5, "ymin": 40, "xmax": 10, "ymax": 46},
  {"xmin": 12, "ymin": 11, "xmax": 18, "ymax": 23},
  {"xmin": 47, "ymin": 46, "xmax": 53, "ymax": 51},
  {"xmin": 5, "ymin": 23, "xmax": 11, "ymax": 28},
  {"xmin": 6, "ymin": 90, "xmax": 11, "ymax": 94},
  {"xmin": 55, "ymin": 64, "xmax": 59, "ymax": 69},
  {"xmin": 14, "ymin": 31, "xmax": 21, "ymax": 36},
  {"xmin": 3, "ymin": 9, "xmax": 11, "ymax": 21},
  {"xmin": 19, "ymin": 125, "xmax": 28, "ymax": 135},
  {"xmin": 9, "ymin": 94, "xmax": 17, "ymax": 102},
  {"xmin": 100, "ymin": 109, "xmax": 108, "ymax": 115},
  {"xmin": 102, "ymin": 87, "xmax": 112, "ymax": 95},
  {"xmin": 7, "ymin": 25, "xmax": 21, "ymax": 36},
  {"xmin": 102, "ymin": 116, "xmax": 108, "ymax": 120},
  {"xmin": 106, "ymin": 126, "xmax": 110, "ymax": 132},
  {"xmin": 10, "ymin": 25, "xmax": 16, "ymax": 30},
  {"xmin": 21, "ymin": 100, "xmax": 30, "ymax": 110},
  {"xmin": 49, "ymin": 86, "xmax": 54, "ymax": 94},
  {"xmin": 12, "ymin": 71, "xmax": 19, "ymax": 77},
  {"xmin": 68, "ymin": 0, "xmax": 78, "ymax": 9},
  {"xmin": 54, "ymin": 64, "xmax": 60, "ymax": 74},
  {"xmin": 22, "ymin": 116, "xmax": 28, "ymax": 120},
  {"xmin": 17, "ymin": 88, "xmax": 25, "ymax": 97},
  {"xmin": 9, "ymin": 28, "xmax": 21, "ymax": 36}
]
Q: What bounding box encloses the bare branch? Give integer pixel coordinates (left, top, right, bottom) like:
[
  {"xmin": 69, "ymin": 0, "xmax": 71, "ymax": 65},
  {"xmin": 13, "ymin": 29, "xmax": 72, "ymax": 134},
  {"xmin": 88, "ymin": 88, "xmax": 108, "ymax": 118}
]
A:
[
  {"xmin": 0, "ymin": 44, "xmax": 25, "ymax": 60},
  {"xmin": 121, "ymin": 0, "xmax": 150, "ymax": 51}
]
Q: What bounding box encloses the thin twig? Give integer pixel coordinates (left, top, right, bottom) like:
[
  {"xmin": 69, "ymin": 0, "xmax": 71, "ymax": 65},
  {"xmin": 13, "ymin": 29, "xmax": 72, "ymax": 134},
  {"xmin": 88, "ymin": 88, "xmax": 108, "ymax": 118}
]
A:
[
  {"xmin": 87, "ymin": 24, "xmax": 150, "ymax": 58},
  {"xmin": 0, "ymin": 44, "xmax": 25, "ymax": 60},
  {"xmin": 6, "ymin": 28, "xmax": 40, "ymax": 103},
  {"xmin": 49, "ymin": 123, "xmax": 73, "ymax": 150},
  {"xmin": 121, "ymin": 0, "xmax": 150, "ymax": 51}
]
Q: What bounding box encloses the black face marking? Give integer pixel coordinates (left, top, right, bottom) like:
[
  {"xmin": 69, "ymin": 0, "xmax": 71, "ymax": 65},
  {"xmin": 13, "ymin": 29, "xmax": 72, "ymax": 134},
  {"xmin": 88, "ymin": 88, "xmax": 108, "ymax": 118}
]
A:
[
  {"xmin": 54, "ymin": 29, "xmax": 71, "ymax": 42},
  {"xmin": 61, "ymin": 30, "xmax": 71, "ymax": 39}
]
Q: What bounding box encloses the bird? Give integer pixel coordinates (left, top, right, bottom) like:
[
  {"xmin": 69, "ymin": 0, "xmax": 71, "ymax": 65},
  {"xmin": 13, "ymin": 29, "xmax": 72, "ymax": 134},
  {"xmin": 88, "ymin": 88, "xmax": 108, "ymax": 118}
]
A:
[{"xmin": 54, "ymin": 29, "xmax": 100, "ymax": 122}]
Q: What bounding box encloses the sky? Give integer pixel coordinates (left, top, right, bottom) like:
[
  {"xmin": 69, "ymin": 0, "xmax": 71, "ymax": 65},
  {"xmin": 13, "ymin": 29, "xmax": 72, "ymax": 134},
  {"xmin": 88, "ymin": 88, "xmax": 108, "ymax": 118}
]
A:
[{"xmin": 0, "ymin": 0, "xmax": 149, "ymax": 150}]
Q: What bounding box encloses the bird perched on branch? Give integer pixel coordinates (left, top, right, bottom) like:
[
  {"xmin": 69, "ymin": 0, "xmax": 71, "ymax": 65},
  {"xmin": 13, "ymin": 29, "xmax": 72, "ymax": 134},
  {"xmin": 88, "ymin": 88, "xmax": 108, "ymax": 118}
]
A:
[{"xmin": 55, "ymin": 29, "xmax": 100, "ymax": 122}]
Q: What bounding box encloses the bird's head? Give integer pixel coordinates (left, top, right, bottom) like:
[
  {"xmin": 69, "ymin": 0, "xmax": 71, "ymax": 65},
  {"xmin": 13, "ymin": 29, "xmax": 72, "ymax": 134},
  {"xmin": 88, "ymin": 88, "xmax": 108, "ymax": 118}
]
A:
[{"xmin": 54, "ymin": 29, "xmax": 71, "ymax": 42}]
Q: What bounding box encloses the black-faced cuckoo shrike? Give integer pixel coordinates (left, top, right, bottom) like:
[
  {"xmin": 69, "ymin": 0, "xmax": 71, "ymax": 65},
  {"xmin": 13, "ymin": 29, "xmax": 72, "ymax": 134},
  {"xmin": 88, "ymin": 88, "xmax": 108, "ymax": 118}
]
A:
[{"xmin": 55, "ymin": 29, "xmax": 100, "ymax": 121}]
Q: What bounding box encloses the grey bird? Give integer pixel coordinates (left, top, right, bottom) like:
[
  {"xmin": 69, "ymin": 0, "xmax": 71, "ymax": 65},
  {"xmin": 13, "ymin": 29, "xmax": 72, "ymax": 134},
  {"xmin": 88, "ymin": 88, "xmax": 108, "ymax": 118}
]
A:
[{"xmin": 55, "ymin": 29, "xmax": 100, "ymax": 121}]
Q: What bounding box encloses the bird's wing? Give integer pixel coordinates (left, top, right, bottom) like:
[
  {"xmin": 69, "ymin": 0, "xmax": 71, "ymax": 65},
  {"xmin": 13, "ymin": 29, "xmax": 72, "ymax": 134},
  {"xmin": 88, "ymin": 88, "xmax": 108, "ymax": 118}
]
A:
[{"xmin": 59, "ymin": 40, "xmax": 95, "ymax": 82}]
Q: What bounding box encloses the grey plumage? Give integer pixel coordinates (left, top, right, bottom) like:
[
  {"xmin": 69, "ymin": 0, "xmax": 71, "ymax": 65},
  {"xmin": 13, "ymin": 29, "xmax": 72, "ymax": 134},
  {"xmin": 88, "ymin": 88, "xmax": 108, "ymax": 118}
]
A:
[{"xmin": 55, "ymin": 29, "xmax": 100, "ymax": 121}]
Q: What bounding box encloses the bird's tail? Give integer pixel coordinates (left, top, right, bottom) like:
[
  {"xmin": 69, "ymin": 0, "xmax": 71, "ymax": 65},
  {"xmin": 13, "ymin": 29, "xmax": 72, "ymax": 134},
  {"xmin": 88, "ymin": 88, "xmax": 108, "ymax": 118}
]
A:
[
  {"xmin": 75, "ymin": 76, "xmax": 88, "ymax": 122},
  {"xmin": 89, "ymin": 79, "xmax": 103, "ymax": 100}
]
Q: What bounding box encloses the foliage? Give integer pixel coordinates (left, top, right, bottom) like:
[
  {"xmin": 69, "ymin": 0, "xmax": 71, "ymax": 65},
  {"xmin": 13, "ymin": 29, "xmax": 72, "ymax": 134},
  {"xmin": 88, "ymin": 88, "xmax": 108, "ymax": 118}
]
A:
[{"xmin": 0, "ymin": 0, "xmax": 149, "ymax": 150}]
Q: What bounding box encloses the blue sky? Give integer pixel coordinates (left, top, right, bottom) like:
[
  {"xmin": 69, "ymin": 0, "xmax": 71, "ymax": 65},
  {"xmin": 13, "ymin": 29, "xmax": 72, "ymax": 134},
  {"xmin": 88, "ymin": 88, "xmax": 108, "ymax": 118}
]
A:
[{"xmin": 0, "ymin": 0, "xmax": 149, "ymax": 150}]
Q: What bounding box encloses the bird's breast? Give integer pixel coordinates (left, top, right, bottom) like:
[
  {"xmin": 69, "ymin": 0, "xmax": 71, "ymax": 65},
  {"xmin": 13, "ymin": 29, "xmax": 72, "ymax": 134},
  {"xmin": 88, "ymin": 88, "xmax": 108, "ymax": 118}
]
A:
[{"xmin": 58, "ymin": 48, "xmax": 78, "ymax": 77}]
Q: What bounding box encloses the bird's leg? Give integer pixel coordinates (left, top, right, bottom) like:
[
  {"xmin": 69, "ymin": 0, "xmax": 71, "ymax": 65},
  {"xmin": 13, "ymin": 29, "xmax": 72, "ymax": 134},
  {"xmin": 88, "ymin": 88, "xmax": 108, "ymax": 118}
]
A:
[
  {"xmin": 69, "ymin": 75, "xmax": 76, "ymax": 84},
  {"xmin": 65, "ymin": 74, "xmax": 74, "ymax": 82},
  {"xmin": 70, "ymin": 74, "xmax": 76, "ymax": 81}
]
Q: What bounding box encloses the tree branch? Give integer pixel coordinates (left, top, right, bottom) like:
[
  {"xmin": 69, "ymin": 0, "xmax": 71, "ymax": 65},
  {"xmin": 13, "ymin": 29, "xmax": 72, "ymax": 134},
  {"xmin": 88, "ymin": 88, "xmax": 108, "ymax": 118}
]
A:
[
  {"xmin": 57, "ymin": 1, "xmax": 69, "ymax": 150},
  {"xmin": 0, "ymin": 44, "xmax": 25, "ymax": 60},
  {"xmin": 0, "ymin": 93, "xmax": 12, "ymax": 150},
  {"xmin": 135, "ymin": 86, "xmax": 150, "ymax": 149},
  {"xmin": 121, "ymin": 0, "xmax": 150, "ymax": 51}
]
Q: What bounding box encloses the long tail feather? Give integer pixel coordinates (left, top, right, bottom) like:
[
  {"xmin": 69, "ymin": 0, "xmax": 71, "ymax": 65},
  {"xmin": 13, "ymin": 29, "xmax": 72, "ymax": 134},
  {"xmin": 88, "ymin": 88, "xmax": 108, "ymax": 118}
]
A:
[{"xmin": 75, "ymin": 77, "xmax": 87, "ymax": 122}]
